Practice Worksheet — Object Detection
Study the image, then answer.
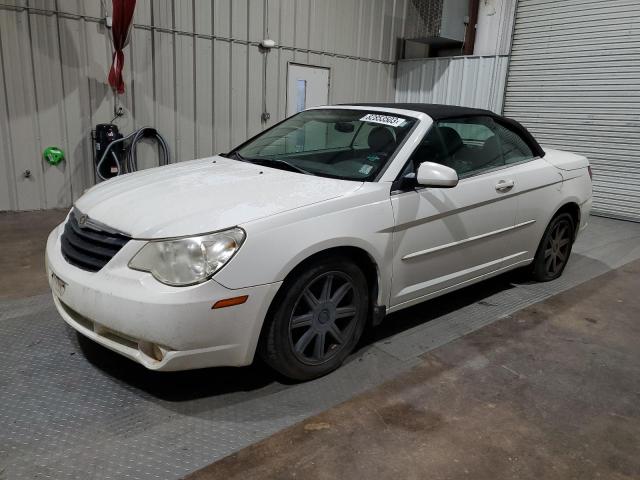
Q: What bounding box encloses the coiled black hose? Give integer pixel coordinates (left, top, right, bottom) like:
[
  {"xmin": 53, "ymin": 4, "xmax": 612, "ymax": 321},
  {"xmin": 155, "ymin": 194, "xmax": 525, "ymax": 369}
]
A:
[{"xmin": 96, "ymin": 127, "xmax": 170, "ymax": 181}]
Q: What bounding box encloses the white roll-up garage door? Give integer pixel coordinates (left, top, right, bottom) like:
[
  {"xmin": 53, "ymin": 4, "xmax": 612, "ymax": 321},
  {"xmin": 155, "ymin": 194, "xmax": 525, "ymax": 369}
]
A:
[{"xmin": 504, "ymin": 0, "xmax": 640, "ymax": 222}]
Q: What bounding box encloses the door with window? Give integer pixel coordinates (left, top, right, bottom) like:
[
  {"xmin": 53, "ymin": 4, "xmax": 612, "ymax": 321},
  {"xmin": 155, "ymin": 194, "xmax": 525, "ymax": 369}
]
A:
[
  {"xmin": 286, "ymin": 64, "xmax": 330, "ymax": 117},
  {"xmin": 390, "ymin": 116, "xmax": 533, "ymax": 308},
  {"xmin": 500, "ymin": 124, "xmax": 565, "ymax": 265}
]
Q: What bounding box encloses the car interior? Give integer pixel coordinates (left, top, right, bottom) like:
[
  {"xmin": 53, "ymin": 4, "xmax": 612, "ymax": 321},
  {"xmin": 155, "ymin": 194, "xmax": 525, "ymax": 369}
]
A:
[
  {"xmin": 238, "ymin": 112, "xmax": 535, "ymax": 182},
  {"xmin": 404, "ymin": 118, "xmax": 534, "ymax": 179},
  {"xmin": 265, "ymin": 122, "xmax": 406, "ymax": 180}
]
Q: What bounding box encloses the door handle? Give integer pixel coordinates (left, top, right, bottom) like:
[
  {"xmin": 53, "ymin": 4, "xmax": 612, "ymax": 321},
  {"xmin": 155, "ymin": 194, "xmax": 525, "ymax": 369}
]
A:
[{"xmin": 495, "ymin": 179, "xmax": 515, "ymax": 192}]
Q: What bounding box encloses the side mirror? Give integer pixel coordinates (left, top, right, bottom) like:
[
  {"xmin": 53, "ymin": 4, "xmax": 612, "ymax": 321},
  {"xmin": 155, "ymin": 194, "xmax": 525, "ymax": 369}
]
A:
[{"xmin": 416, "ymin": 161, "xmax": 458, "ymax": 188}]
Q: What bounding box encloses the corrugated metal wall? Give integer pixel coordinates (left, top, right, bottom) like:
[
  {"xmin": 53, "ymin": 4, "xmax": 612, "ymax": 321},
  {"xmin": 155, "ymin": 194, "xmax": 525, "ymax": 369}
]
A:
[
  {"xmin": 395, "ymin": 55, "xmax": 509, "ymax": 113},
  {"xmin": 504, "ymin": 0, "xmax": 640, "ymax": 222},
  {"xmin": 0, "ymin": 0, "xmax": 426, "ymax": 211}
]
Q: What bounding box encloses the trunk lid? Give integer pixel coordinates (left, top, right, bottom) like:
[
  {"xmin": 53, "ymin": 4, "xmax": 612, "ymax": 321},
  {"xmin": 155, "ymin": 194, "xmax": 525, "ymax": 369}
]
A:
[{"xmin": 543, "ymin": 148, "xmax": 589, "ymax": 171}]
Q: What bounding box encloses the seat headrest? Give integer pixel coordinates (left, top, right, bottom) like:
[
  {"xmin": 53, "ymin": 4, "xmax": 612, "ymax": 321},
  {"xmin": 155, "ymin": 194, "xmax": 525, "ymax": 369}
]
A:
[
  {"xmin": 438, "ymin": 127, "xmax": 464, "ymax": 154},
  {"xmin": 368, "ymin": 126, "xmax": 396, "ymax": 152},
  {"xmin": 481, "ymin": 135, "xmax": 502, "ymax": 163}
]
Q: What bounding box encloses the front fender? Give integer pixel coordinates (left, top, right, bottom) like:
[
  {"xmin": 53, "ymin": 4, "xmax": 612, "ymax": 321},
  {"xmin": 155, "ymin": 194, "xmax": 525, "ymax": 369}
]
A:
[{"xmin": 214, "ymin": 184, "xmax": 395, "ymax": 306}]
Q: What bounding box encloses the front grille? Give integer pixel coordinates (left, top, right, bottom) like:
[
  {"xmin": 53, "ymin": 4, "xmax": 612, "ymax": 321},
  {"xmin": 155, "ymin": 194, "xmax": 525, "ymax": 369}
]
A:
[{"xmin": 60, "ymin": 210, "xmax": 130, "ymax": 272}]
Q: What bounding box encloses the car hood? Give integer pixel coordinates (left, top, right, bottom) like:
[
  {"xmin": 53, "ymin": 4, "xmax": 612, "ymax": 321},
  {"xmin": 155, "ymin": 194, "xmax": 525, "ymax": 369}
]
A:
[{"xmin": 75, "ymin": 156, "xmax": 363, "ymax": 238}]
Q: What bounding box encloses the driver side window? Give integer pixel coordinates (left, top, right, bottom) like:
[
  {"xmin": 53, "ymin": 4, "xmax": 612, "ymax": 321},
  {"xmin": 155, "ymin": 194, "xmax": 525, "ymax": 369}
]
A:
[
  {"xmin": 405, "ymin": 126, "xmax": 448, "ymax": 174},
  {"xmin": 408, "ymin": 116, "xmax": 512, "ymax": 178}
]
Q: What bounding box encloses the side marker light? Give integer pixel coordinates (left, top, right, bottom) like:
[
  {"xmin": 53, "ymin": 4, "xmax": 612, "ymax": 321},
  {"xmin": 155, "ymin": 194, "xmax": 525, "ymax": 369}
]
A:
[{"xmin": 212, "ymin": 295, "xmax": 249, "ymax": 309}]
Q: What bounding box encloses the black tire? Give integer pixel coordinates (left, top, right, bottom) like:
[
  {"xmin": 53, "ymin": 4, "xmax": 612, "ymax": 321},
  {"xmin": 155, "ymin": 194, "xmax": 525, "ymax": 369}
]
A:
[
  {"xmin": 531, "ymin": 213, "xmax": 575, "ymax": 282},
  {"xmin": 260, "ymin": 256, "xmax": 369, "ymax": 381}
]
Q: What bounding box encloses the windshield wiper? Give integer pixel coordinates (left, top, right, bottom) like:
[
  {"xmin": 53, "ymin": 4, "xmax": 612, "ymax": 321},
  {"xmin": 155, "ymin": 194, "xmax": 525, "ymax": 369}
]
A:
[
  {"xmin": 222, "ymin": 151, "xmax": 249, "ymax": 162},
  {"xmin": 223, "ymin": 152, "xmax": 313, "ymax": 175},
  {"xmin": 251, "ymin": 158, "xmax": 314, "ymax": 176}
]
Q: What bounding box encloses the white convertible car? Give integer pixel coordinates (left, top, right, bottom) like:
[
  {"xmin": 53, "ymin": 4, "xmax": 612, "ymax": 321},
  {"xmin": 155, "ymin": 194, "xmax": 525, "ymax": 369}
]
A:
[{"xmin": 46, "ymin": 104, "xmax": 592, "ymax": 380}]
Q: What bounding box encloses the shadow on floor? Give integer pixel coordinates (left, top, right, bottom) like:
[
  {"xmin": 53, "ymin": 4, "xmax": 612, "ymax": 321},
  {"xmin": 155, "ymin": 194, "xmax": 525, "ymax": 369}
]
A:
[
  {"xmin": 74, "ymin": 267, "xmax": 530, "ymax": 402},
  {"xmin": 76, "ymin": 333, "xmax": 282, "ymax": 401},
  {"xmin": 369, "ymin": 269, "xmax": 523, "ymax": 343}
]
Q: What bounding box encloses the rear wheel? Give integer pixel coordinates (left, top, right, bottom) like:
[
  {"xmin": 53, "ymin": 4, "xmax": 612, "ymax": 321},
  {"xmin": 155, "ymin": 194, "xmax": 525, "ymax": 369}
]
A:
[
  {"xmin": 260, "ymin": 257, "xmax": 369, "ymax": 381},
  {"xmin": 531, "ymin": 213, "xmax": 575, "ymax": 282}
]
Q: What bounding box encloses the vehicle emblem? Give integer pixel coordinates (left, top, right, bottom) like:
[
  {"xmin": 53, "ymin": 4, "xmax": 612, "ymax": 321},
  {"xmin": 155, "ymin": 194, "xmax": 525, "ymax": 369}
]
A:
[{"xmin": 78, "ymin": 214, "xmax": 88, "ymax": 226}]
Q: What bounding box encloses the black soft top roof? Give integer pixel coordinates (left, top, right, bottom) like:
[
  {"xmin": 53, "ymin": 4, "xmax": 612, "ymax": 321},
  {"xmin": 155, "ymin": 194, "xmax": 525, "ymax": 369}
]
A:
[
  {"xmin": 343, "ymin": 102, "xmax": 545, "ymax": 158},
  {"xmin": 344, "ymin": 102, "xmax": 496, "ymax": 120}
]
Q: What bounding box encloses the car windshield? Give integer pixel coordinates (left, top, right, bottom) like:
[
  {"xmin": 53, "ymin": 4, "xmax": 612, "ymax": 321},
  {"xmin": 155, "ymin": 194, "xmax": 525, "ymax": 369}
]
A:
[{"xmin": 231, "ymin": 109, "xmax": 417, "ymax": 181}]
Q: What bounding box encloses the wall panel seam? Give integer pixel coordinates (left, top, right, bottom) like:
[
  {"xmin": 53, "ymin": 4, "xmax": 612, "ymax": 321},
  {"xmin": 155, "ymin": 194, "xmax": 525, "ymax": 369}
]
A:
[
  {"xmin": 0, "ymin": 15, "xmax": 18, "ymax": 210},
  {"xmin": 25, "ymin": 7, "xmax": 46, "ymax": 208}
]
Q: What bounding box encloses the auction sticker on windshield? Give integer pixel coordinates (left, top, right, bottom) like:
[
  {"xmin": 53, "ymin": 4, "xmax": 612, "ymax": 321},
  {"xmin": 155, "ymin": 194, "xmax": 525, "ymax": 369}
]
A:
[{"xmin": 360, "ymin": 113, "xmax": 406, "ymax": 127}]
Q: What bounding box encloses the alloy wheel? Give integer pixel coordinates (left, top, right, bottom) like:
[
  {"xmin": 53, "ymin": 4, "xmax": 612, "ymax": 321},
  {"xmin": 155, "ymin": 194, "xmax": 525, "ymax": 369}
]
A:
[
  {"xmin": 288, "ymin": 272, "xmax": 359, "ymax": 365},
  {"xmin": 543, "ymin": 219, "xmax": 572, "ymax": 276}
]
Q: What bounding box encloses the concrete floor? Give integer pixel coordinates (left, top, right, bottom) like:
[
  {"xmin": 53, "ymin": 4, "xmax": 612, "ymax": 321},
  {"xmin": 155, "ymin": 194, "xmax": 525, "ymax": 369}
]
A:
[
  {"xmin": 1, "ymin": 210, "xmax": 639, "ymax": 479},
  {"xmin": 0, "ymin": 209, "xmax": 67, "ymax": 300},
  {"xmin": 189, "ymin": 259, "xmax": 640, "ymax": 480}
]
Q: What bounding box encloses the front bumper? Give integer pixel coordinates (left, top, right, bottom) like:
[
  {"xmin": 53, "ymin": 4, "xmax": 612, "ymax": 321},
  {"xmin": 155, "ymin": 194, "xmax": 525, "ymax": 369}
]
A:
[{"xmin": 46, "ymin": 223, "xmax": 281, "ymax": 371}]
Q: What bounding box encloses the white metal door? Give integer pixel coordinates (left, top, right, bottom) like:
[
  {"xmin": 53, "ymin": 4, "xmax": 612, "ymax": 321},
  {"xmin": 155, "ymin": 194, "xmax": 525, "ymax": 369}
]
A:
[
  {"xmin": 504, "ymin": 0, "xmax": 640, "ymax": 222},
  {"xmin": 509, "ymin": 158, "xmax": 566, "ymax": 261},
  {"xmin": 389, "ymin": 170, "xmax": 520, "ymax": 309},
  {"xmin": 286, "ymin": 64, "xmax": 329, "ymax": 117}
]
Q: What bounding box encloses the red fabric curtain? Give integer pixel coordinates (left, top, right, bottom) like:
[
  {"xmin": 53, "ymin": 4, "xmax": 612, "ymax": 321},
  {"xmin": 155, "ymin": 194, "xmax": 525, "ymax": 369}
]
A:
[{"xmin": 107, "ymin": 0, "xmax": 136, "ymax": 94}]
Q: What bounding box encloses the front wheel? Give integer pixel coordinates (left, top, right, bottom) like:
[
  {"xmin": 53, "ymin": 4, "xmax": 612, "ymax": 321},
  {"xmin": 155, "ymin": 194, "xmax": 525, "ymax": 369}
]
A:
[
  {"xmin": 260, "ymin": 257, "xmax": 369, "ymax": 381},
  {"xmin": 531, "ymin": 213, "xmax": 575, "ymax": 282}
]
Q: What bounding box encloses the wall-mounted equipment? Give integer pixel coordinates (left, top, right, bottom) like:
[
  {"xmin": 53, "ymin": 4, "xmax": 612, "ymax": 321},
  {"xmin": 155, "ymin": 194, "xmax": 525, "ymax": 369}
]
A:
[
  {"xmin": 403, "ymin": 0, "xmax": 471, "ymax": 58},
  {"xmin": 94, "ymin": 124, "xmax": 123, "ymax": 179},
  {"xmin": 92, "ymin": 124, "xmax": 170, "ymax": 182}
]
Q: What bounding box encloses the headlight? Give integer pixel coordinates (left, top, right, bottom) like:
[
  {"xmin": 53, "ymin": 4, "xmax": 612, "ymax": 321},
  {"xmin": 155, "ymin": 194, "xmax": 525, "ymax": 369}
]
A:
[{"xmin": 128, "ymin": 228, "xmax": 245, "ymax": 286}]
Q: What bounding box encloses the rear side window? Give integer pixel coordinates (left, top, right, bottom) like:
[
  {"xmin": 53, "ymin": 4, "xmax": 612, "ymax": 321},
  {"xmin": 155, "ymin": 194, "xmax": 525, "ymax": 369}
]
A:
[
  {"xmin": 493, "ymin": 123, "xmax": 535, "ymax": 164},
  {"xmin": 408, "ymin": 116, "xmax": 535, "ymax": 177}
]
